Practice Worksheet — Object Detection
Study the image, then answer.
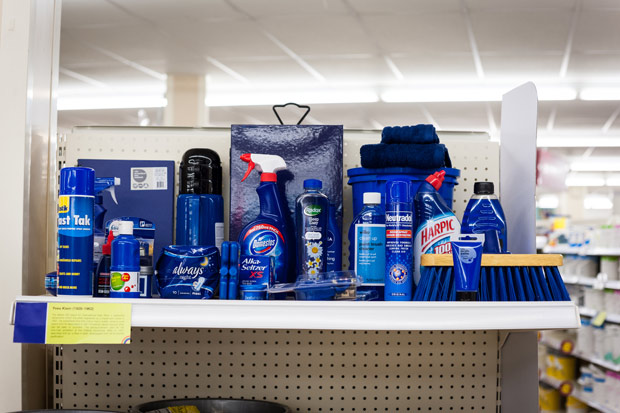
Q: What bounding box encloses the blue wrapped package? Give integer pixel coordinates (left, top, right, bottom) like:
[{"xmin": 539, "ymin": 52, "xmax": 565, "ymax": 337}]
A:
[{"xmin": 156, "ymin": 245, "xmax": 220, "ymax": 299}]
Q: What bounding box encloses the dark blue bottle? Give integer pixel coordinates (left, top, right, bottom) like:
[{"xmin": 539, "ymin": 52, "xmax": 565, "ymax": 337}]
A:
[
  {"xmin": 295, "ymin": 179, "xmax": 329, "ymax": 277},
  {"xmin": 348, "ymin": 192, "xmax": 385, "ymax": 297},
  {"xmin": 110, "ymin": 221, "xmax": 141, "ymax": 298},
  {"xmin": 326, "ymin": 204, "xmax": 342, "ymax": 272},
  {"xmin": 385, "ymin": 181, "xmax": 414, "ymax": 301},
  {"xmin": 461, "ymin": 182, "xmax": 507, "ymax": 253}
]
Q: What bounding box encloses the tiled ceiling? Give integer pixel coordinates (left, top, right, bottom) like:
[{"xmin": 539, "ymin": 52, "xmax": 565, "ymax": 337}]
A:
[{"xmin": 58, "ymin": 0, "xmax": 620, "ymax": 160}]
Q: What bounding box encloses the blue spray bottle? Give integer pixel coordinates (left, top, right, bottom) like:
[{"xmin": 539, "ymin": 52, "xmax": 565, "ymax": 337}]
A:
[
  {"xmin": 326, "ymin": 204, "xmax": 342, "ymax": 272},
  {"xmin": 109, "ymin": 220, "xmax": 141, "ymax": 298},
  {"xmin": 238, "ymin": 154, "xmax": 293, "ymax": 285},
  {"xmin": 461, "ymin": 182, "xmax": 507, "ymax": 253},
  {"xmin": 385, "ymin": 180, "xmax": 414, "ymax": 301},
  {"xmin": 92, "ymin": 177, "xmax": 120, "ymax": 281}
]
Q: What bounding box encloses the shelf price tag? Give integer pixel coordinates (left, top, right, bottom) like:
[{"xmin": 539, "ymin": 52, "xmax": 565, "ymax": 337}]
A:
[
  {"xmin": 13, "ymin": 302, "xmax": 132, "ymax": 344},
  {"xmin": 592, "ymin": 311, "xmax": 607, "ymax": 327}
]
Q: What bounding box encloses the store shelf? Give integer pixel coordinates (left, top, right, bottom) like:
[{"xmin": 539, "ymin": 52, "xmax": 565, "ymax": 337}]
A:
[
  {"xmin": 543, "ymin": 245, "xmax": 620, "ymax": 256},
  {"xmin": 540, "ymin": 338, "xmax": 620, "ymax": 373},
  {"xmin": 12, "ymin": 295, "xmax": 581, "ymax": 331},
  {"xmin": 539, "ymin": 373, "xmax": 619, "ymax": 413},
  {"xmin": 562, "ymin": 275, "xmax": 620, "ymax": 290},
  {"xmin": 580, "ymin": 307, "xmax": 620, "ymax": 324}
]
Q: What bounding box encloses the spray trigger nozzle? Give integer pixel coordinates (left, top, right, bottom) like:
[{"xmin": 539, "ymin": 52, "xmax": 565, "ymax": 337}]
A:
[
  {"xmin": 240, "ymin": 153, "xmax": 255, "ymax": 182},
  {"xmin": 240, "ymin": 153, "xmax": 287, "ymax": 183}
]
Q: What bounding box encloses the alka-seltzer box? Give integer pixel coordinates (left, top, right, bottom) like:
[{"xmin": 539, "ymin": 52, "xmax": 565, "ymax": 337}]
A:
[{"xmin": 239, "ymin": 255, "xmax": 275, "ymax": 300}]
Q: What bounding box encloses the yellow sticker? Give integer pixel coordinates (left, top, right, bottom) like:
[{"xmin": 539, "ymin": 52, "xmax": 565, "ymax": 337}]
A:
[
  {"xmin": 559, "ymin": 382, "xmax": 573, "ymax": 396},
  {"xmin": 560, "ymin": 340, "xmax": 574, "ymax": 354},
  {"xmin": 592, "ymin": 311, "xmax": 607, "ymax": 327},
  {"xmin": 45, "ymin": 303, "xmax": 132, "ymax": 344}
]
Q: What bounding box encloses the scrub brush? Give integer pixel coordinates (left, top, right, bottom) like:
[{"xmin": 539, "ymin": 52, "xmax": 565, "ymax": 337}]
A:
[{"xmin": 413, "ymin": 254, "xmax": 569, "ymax": 301}]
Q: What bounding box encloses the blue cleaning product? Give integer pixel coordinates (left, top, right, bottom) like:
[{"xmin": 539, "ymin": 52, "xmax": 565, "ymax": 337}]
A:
[
  {"xmin": 384, "ymin": 181, "xmax": 414, "ymax": 301},
  {"xmin": 155, "ymin": 245, "xmax": 220, "ymax": 299},
  {"xmin": 326, "ymin": 204, "xmax": 342, "ymax": 272},
  {"xmin": 94, "ymin": 230, "xmax": 114, "ymax": 297},
  {"xmin": 295, "ymin": 179, "xmax": 329, "ymax": 277},
  {"xmin": 57, "ymin": 167, "xmax": 95, "ymax": 296},
  {"xmin": 93, "ymin": 177, "xmax": 120, "ymax": 276},
  {"xmin": 45, "ymin": 272, "xmax": 57, "ymax": 296},
  {"xmin": 238, "ymin": 153, "xmax": 293, "ymax": 285},
  {"xmin": 239, "ymin": 255, "xmax": 275, "ymax": 300},
  {"xmin": 451, "ymin": 234, "xmax": 484, "ymax": 301},
  {"xmin": 461, "ymin": 182, "xmax": 507, "ymax": 253},
  {"xmin": 219, "ymin": 241, "xmax": 230, "ymax": 299},
  {"xmin": 228, "ymin": 242, "xmax": 240, "ymax": 299},
  {"xmin": 413, "ymin": 171, "xmax": 461, "ymax": 285},
  {"xmin": 348, "ymin": 192, "xmax": 386, "ymax": 297},
  {"xmin": 109, "ymin": 220, "xmax": 141, "ymax": 298}
]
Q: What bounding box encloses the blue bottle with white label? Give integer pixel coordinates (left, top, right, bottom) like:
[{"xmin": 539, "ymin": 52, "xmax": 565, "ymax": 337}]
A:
[
  {"xmin": 109, "ymin": 221, "xmax": 141, "ymax": 298},
  {"xmin": 295, "ymin": 179, "xmax": 329, "ymax": 277},
  {"xmin": 348, "ymin": 192, "xmax": 385, "ymax": 297},
  {"xmin": 57, "ymin": 167, "xmax": 95, "ymax": 296},
  {"xmin": 461, "ymin": 181, "xmax": 507, "ymax": 253},
  {"xmin": 326, "ymin": 204, "xmax": 342, "ymax": 272},
  {"xmin": 238, "ymin": 154, "xmax": 293, "ymax": 284},
  {"xmin": 385, "ymin": 180, "xmax": 414, "ymax": 301}
]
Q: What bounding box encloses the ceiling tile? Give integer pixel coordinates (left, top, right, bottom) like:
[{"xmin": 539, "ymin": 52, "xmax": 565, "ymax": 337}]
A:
[
  {"xmin": 566, "ymin": 53, "xmax": 620, "ymax": 78},
  {"xmin": 107, "ymin": 0, "xmax": 242, "ymax": 22},
  {"xmin": 347, "ymin": 0, "xmax": 460, "ymax": 14},
  {"xmin": 480, "ymin": 54, "xmax": 563, "ymax": 77},
  {"xmin": 423, "ymin": 102, "xmax": 491, "ymax": 131},
  {"xmin": 470, "ymin": 9, "xmax": 572, "ymax": 52},
  {"xmin": 228, "ymin": 0, "xmax": 349, "ymax": 17},
  {"xmin": 217, "ymin": 59, "xmax": 321, "ymax": 84},
  {"xmin": 304, "ymin": 57, "xmax": 395, "ymax": 84},
  {"xmin": 391, "ymin": 55, "xmax": 478, "ymax": 80},
  {"xmin": 573, "ymin": 10, "xmax": 620, "ymax": 52},
  {"xmin": 60, "ymin": 0, "xmax": 136, "ymax": 29},
  {"xmin": 465, "ymin": 0, "xmax": 574, "ymax": 10},
  {"xmin": 552, "ymin": 101, "xmax": 614, "ymax": 131}
]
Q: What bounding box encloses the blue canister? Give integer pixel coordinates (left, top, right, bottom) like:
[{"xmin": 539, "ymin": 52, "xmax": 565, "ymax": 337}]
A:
[
  {"xmin": 156, "ymin": 245, "xmax": 220, "ymax": 299},
  {"xmin": 57, "ymin": 167, "xmax": 95, "ymax": 296}
]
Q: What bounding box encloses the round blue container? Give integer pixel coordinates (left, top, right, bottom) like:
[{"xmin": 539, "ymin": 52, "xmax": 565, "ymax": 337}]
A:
[{"xmin": 347, "ymin": 167, "xmax": 460, "ymax": 218}]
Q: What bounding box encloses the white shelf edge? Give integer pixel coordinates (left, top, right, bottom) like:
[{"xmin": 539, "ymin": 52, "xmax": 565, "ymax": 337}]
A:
[
  {"xmin": 540, "ymin": 339, "xmax": 620, "ymax": 373},
  {"xmin": 543, "ymin": 246, "xmax": 620, "ymax": 256},
  {"xmin": 12, "ymin": 296, "xmax": 581, "ymax": 331},
  {"xmin": 562, "ymin": 276, "xmax": 620, "ymax": 290},
  {"xmin": 580, "ymin": 307, "xmax": 620, "ymax": 324}
]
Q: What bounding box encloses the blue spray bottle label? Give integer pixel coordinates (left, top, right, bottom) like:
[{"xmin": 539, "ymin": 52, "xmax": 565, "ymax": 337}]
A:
[
  {"xmin": 57, "ymin": 195, "xmax": 94, "ymax": 295},
  {"xmin": 385, "ymin": 210, "xmax": 413, "ymax": 300},
  {"xmin": 241, "ymin": 223, "xmax": 287, "ymax": 283},
  {"xmin": 354, "ymin": 224, "xmax": 386, "ymax": 286}
]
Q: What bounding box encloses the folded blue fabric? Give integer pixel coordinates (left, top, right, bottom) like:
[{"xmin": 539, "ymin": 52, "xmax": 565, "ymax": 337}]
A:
[
  {"xmin": 381, "ymin": 125, "xmax": 439, "ymax": 144},
  {"xmin": 360, "ymin": 143, "xmax": 451, "ymax": 169}
]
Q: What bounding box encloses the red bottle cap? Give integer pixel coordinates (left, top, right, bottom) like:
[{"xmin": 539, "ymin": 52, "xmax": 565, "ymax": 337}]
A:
[
  {"xmin": 102, "ymin": 231, "xmax": 114, "ymax": 256},
  {"xmin": 425, "ymin": 170, "xmax": 445, "ymax": 191}
]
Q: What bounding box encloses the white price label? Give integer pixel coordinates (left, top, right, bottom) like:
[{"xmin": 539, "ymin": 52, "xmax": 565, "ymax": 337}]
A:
[{"xmin": 130, "ymin": 167, "xmax": 168, "ymax": 191}]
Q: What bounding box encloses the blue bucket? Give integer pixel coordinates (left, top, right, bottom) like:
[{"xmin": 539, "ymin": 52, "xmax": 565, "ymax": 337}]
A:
[{"xmin": 347, "ymin": 167, "xmax": 460, "ymax": 218}]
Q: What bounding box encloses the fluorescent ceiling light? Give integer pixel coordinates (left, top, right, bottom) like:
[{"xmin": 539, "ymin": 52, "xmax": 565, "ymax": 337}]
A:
[
  {"xmin": 537, "ymin": 194, "xmax": 559, "ymax": 209},
  {"xmin": 381, "ymin": 86, "xmax": 576, "ymax": 103},
  {"xmin": 606, "ymin": 175, "xmax": 620, "ymax": 186},
  {"xmin": 580, "ymin": 88, "xmax": 620, "ymax": 101},
  {"xmin": 571, "ymin": 158, "xmax": 620, "ymax": 172},
  {"xmin": 58, "ymin": 95, "xmax": 167, "ymax": 111},
  {"xmin": 565, "ymin": 173, "xmax": 605, "ymax": 187},
  {"xmin": 205, "ymin": 89, "xmax": 379, "ymax": 107},
  {"xmin": 584, "ymin": 194, "xmax": 613, "ymax": 210},
  {"xmin": 538, "ymin": 136, "xmax": 620, "ymax": 148}
]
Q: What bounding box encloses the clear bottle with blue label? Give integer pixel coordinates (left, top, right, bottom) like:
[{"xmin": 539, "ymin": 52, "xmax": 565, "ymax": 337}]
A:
[
  {"xmin": 295, "ymin": 179, "xmax": 329, "ymax": 277},
  {"xmin": 461, "ymin": 181, "xmax": 507, "ymax": 253},
  {"xmin": 385, "ymin": 180, "xmax": 414, "ymax": 301},
  {"xmin": 348, "ymin": 192, "xmax": 385, "ymax": 297},
  {"xmin": 109, "ymin": 220, "xmax": 141, "ymax": 298},
  {"xmin": 326, "ymin": 204, "xmax": 342, "ymax": 272}
]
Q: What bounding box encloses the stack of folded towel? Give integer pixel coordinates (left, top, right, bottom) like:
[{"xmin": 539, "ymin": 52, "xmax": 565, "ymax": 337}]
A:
[{"xmin": 360, "ymin": 124, "xmax": 452, "ymax": 169}]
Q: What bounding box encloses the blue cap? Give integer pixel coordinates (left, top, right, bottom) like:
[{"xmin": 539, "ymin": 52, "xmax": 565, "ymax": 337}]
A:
[
  {"xmin": 386, "ymin": 180, "xmax": 412, "ymax": 203},
  {"xmin": 60, "ymin": 167, "xmax": 95, "ymax": 196},
  {"xmin": 304, "ymin": 179, "xmax": 322, "ymax": 189}
]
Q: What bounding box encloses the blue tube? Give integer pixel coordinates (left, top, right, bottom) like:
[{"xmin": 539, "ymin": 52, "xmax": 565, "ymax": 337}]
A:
[
  {"xmin": 228, "ymin": 242, "xmax": 240, "ymax": 299},
  {"xmin": 219, "ymin": 241, "xmax": 230, "ymax": 299},
  {"xmin": 451, "ymin": 235, "xmax": 483, "ymax": 301}
]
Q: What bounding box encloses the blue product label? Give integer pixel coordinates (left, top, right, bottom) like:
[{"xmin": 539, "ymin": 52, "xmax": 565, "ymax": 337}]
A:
[
  {"xmin": 385, "ymin": 210, "xmax": 413, "ymax": 300},
  {"xmin": 326, "ymin": 230, "xmax": 336, "ymax": 269},
  {"xmin": 241, "ymin": 224, "xmax": 287, "ymax": 284},
  {"xmin": 57, "ymin": 195, "xmax": 94, "ymax": 295},
  {"xmin": 156, "ymin": 246, "xmax": 220, "ymax": 299},
  {"xmin": 354, "ymin": 224, "xmax": 385, "ymax": 285},
  {"xmin": 239, "ymin": 255, "xmax": 274, "ymax": 298}
]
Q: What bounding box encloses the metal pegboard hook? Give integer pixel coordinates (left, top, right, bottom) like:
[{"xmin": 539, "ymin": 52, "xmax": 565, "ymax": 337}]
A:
[{"xmin": 272, "ymin": 102, "xmax": 311, "ymax": 125}]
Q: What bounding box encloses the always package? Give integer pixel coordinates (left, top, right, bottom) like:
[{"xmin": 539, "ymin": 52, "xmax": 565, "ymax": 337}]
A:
[{"xmin": 156, "ymin": 246, "xmax": 220, "ymax": 299}]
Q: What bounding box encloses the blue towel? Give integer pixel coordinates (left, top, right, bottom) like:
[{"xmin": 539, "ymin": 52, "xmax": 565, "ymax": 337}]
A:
[
  {"xmin": 381, "ymin": 125, "xmax": 439, "ymax": 144},
  {"xmin": 360, "ymin": 143, "xmax": 451, "ymax": 169}
]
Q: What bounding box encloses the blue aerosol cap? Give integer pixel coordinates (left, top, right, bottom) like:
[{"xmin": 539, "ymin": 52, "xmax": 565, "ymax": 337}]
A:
[
  {"xmin": 304, "ymin": 179, "xmax": 322, "ymax": 190},
  {"xmin": 60, "ymin": 167, "xmax": 95, "ymax": 196},
  {"xmin": 386, "ymin": 180, "xmax": 412, "ymax": 203}
]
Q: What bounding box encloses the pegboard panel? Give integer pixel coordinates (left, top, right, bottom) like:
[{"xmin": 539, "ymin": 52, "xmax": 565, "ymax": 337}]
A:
[{"xmin": 55, "ymin": 328, "xmax": 499, "ymax": 412}]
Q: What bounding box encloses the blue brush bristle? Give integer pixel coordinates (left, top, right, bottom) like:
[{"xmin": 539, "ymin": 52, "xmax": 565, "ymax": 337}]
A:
[{"xmin": 511, "ymin": 267, "xmax": 526, "ymax": 301}]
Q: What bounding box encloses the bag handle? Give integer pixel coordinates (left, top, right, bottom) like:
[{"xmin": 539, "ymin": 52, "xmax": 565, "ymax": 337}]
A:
[{"xmin": 272, "ymin": 102, "xmax": 311, "ymax": 125}]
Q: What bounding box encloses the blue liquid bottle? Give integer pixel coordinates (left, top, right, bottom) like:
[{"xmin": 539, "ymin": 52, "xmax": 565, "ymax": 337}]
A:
[
  {"xmin": 326, "ymin": 204, "xmax": 342, "ymax": 272},
  {"xmin": 295, "ymin": 179, "xmax": 329, "ymax": 276},
  {"xmin": 461, "ymin": 182, "xmax": 507, "ymax": 253},
  {"xmin": 109, "ymin": 220, "xmax": 141, "ymax": 298},
  {"xmin": 348, "ymin": 192, "xmax": 386, "ymax": 297}
]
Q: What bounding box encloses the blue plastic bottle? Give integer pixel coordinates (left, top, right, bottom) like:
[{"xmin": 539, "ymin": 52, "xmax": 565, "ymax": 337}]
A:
[
  {"xmin": 326, "ymin": 204, "xmax": 342, "ymax": 272},
  {"xmin": 295, "ymin": 179, "xmax": 329, "ymax": 277},
  {"xmin": 348, "ymin": 192, "xmax": 386, "ymax": 297},
  {"xmin": 109, "ymin": 220, "xmax": 141, "ymax": 298},
  {"xmin": 461, "ymin": 181, "xmax": 507, "ymax": 253},
  {"xmin": 385, "ymin": 181, "xmax": 414, "ymax": 301},
  {"xmin": 413, "ymin": 171, "xmax": 461, "ymax": 285},
  {"xmin": 57, "ymin": 167, "xmax": 95, "ymax": 296},
  {"xmin": 238, "ymin": 154, "xmax": 293, "ymax": 285}
]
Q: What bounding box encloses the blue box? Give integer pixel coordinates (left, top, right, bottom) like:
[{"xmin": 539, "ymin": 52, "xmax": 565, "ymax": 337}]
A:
[{"xmin": 239, "ymin": 255, "xmax": 275, "ymax": 300}]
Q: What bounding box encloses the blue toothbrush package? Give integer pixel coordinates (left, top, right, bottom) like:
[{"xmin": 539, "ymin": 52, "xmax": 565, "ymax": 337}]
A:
[{"xmin": 155, "ymin": 245, "xmax": 220, "ymax": 299}]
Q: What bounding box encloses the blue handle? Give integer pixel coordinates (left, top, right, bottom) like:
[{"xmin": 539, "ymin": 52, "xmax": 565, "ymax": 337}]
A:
[
  {"xmin": 228, "ymin": 242, "xmax": 240, "ymax": 299},
  {"xmin": 219, "ymin": 242, "xmax": 230, "ymax": 299}
]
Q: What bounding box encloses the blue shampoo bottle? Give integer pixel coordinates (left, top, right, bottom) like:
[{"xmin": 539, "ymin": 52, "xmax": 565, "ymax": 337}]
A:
[
  {"xmin": 109, "ymin": 220, "xmax": 141, "ymax": 298},
  {"xmin": 295, "ymin": 179, "xmax": 329, "ymax": 277},
  {"xmin": 348, "ymin": 192, "xmax": 386, "ymax": 298},
  {"xmin": 461, "ymin": 182, "xmax": 507, "ymax": 253},
  {"xmin": 326, "ymin": 204, "xmax": 342, "ymax": 272},
  {"xmin": 385, "ymin": 180, "xmax": 414, "ymax": 301}
]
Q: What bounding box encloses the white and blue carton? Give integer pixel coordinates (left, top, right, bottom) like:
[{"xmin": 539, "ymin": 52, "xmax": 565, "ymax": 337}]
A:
[{"xmin": 238, "ymin": 255, "xmax": 275, "ymax": 300}]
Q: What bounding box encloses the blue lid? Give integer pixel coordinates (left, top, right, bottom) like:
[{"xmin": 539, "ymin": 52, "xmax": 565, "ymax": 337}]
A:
[
  {"xmin": 304, "ymin": 179, "xmax": 322, "ymax": 189},
  {"xmin": 60, "ymin": 167, "xmax": 95, "ymax": 196},
  {"xmin": 386, "ymin": 180, "xmax": 412, "ymax": 203}
]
